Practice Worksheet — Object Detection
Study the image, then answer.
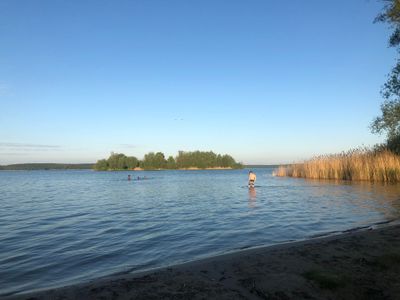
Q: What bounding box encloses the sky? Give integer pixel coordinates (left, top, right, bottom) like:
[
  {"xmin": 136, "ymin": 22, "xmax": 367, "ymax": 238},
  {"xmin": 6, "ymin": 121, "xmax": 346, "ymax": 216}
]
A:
[{"xmin": 0, "ymin": 0, "xmax": 396, "ymax": 165}]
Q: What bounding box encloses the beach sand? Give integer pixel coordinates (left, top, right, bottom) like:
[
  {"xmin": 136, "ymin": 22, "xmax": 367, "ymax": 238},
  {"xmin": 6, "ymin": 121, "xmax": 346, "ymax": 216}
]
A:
[{"xmin": 7, "ymin": 223, "xmax": 400, "ymax": 300}]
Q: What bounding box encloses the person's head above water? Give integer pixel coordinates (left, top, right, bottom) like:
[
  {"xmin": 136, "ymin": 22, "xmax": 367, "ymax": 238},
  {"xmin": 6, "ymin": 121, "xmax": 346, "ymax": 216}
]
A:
[{"xmin": 249, "ymin": 170, "xmax": 253, "ymax": 174}]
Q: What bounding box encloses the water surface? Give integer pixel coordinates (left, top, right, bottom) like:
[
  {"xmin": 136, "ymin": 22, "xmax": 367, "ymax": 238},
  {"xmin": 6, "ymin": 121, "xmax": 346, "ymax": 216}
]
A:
[{"xmin": 1, "ymin": 168, "xmax": 399, "ymax": 296}]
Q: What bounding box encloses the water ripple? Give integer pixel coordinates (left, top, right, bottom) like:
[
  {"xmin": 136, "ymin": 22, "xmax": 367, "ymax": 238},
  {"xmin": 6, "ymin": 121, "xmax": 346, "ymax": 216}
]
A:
[{"xmin": 0, "ymin": 169, "xmax": 400, "ymax": 296}]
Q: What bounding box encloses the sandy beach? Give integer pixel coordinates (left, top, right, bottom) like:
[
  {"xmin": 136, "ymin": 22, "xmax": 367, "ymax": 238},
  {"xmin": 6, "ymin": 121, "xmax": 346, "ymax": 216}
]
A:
[{"xmin": 6, "ymin": 222, "xmax": 400, "ymax": 300}]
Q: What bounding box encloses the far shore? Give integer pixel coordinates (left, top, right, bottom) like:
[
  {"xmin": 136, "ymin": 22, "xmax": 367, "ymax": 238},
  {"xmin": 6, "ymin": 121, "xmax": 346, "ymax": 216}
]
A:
[
  {"xmin": 0, "ymin": 164, "xmax": 277, "ymax": 171},
  {"xmin": 7, "ymin": 221, "xmax": 400, "ymax": 300}
]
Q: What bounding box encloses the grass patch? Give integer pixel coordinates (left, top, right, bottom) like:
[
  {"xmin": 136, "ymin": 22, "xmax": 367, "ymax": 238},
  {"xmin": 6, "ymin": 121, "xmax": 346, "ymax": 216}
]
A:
[
  {"xmin": 373, "ymin": 253, "xmax": 400, "ymax": 270},
  {"xmin": 302, "ymin": 269, "xmax": 347, "ymax": 290}
]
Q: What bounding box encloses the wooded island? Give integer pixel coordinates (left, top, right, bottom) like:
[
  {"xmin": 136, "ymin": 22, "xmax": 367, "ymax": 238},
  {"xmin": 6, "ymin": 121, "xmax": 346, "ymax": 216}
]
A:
[{"xmin": 94, "ymin": 151, "xmax": 243, "ymax": 171}]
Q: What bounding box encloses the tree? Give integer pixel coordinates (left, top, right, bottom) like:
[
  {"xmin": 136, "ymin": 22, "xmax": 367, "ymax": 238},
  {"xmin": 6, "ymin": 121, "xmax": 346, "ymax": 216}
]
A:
[
  {"xmin": 166, "ymin": 156, "xmax": 176, "ymax": 169},
  {"xmin": 94, "ymin": 159, "xmax": 108, "ymax": 170},
  {"xmin": 372, "ymin": 0, "xmax": 400, "ymax": 153},
  {"xmin": 141, "ymin": 152, "xmax": 167, "ymax": 169},
  {"xmin": 107, "ymin": 152, "xmax": 128, "ymax": 170},
  {"xmin": 371, "ymin": 98, "xmax": 400, "ymax": 139},
  {"xmin": 221, "ymin": 154, "xmax": 235, "ymax": 167},
  {"xmin": 126, "ymin": 156, "xmax": 139, "ymax": 169}
]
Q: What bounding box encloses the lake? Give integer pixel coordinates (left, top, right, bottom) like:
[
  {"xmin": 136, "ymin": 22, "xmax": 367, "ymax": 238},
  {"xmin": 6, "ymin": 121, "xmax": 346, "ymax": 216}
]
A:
[{"xmin": 1, "ymin": 168, "xmax": 400, "ymax": 296}]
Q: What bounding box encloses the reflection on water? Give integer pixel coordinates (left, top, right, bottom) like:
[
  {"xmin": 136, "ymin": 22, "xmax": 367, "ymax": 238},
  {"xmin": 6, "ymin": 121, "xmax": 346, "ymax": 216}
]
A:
[
  {"xmin": 0, "ymin": 168, "xmax": 399, "ymax": 296},
  {"xmin": 248, "ymin": 187, "xmax": 257, "ymax": 208},
  {"xmin": 300, "ymin": 178, "xmax": 400, "ymax": 222}
]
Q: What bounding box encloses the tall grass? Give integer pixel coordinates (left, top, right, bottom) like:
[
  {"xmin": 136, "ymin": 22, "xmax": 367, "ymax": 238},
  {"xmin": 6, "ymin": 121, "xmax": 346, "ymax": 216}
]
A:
[{"xmin": 274, "ymin": 148, "xmax": 400, "ymax": 182}]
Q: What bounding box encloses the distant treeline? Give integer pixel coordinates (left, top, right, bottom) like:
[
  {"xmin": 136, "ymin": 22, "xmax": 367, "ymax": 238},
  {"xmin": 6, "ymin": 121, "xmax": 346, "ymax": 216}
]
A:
[
  {"xmin": 0, "ymin": 163, "xmax": 94, "ymax": 170},
  {"xmin": 94, "ymin": 151, "xmax": 243, "ymax": 171}
]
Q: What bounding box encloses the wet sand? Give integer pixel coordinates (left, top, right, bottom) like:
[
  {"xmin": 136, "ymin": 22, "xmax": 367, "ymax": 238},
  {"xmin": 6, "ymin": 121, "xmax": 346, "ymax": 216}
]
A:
[{"xmin": 7, "ymin": 223, "xmax": 400, "ymax": 300}]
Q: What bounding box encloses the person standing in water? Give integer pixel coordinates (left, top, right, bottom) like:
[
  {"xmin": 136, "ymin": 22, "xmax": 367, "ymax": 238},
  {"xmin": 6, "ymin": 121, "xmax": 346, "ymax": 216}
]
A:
[{"xmin": 248, "ymin": 170, "xmax": 256, "ymax": 187}]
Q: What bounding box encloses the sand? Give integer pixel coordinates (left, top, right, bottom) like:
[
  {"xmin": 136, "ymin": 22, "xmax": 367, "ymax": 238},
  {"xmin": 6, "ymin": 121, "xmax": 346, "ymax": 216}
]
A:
[{"xmin": 6, "ymin": 223, "xmax": 400, "ymax": 300}]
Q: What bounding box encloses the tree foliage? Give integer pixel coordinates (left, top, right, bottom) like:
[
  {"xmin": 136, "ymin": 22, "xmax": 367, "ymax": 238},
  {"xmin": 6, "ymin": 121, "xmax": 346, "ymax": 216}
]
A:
[
  {"xmin": 94, "ymin": 152, "xmax": 138, "ymax": 171},
  {"xmin": 375, "ymin": 0, "xmax": 400, "ymax": 46},
  {"xmin": 140, "ymin": 152, "xmax": 167, "ymax": 170},
  {"xmin": 371, "ymin": 0, "xmax": 400, "ymax": 153},
  {"xmin": 371, "ymin": 99, "xmax": 400, "ymax": 139},
  {"xmin": 166, "ymin": 156, "xmax": 176, "ymax": 169},
  {"xmin": 174, "ymin": 151, "xmax": 242, "ymax": 169}
]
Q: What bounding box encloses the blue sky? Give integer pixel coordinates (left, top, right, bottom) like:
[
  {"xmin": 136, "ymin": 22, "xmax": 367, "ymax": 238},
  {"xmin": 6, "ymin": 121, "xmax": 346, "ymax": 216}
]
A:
[{"xmin": 0, "ymin": 0, "xmax": 396, "ymax": 164}]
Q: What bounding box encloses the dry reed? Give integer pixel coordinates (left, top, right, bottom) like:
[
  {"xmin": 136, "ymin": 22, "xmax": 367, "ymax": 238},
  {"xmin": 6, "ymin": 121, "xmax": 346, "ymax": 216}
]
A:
[{"xmin": 273, "ymin": 148, "xmax": 400, "ymax": 182}]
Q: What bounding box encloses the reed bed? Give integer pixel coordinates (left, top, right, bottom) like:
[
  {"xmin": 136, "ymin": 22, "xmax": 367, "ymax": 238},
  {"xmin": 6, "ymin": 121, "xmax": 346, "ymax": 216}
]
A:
[{"xmin": 273, "ymin": 149, "xmax": 400, "ymax": 182}]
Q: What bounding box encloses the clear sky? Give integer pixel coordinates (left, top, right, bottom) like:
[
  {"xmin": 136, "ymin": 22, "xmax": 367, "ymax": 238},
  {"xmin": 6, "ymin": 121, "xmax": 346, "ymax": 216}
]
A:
[{"xmin": 0, "ymin": 0, "xmax": 396, "ymax": 165}]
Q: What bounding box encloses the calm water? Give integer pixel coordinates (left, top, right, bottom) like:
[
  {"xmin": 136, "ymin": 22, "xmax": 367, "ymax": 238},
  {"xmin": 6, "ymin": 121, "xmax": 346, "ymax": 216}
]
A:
[{"xmin": 1, "ymin": 168, "xmax": 400, "ymax": 296}]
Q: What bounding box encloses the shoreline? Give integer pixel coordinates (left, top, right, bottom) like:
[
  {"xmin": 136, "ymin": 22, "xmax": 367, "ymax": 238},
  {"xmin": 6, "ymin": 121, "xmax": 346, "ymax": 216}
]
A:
[{"xmin": 6, "ymin": 221, "xmax": 400, "ymax": 299}]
